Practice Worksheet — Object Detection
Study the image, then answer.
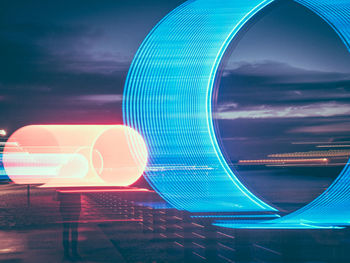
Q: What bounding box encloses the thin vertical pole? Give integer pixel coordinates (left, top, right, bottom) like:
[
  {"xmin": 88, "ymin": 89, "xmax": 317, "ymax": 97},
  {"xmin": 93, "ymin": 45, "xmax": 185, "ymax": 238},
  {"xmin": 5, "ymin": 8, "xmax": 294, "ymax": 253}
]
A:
[{"xmin": 27, "ymin": 184, "xmax": 30, "ymax": 207}]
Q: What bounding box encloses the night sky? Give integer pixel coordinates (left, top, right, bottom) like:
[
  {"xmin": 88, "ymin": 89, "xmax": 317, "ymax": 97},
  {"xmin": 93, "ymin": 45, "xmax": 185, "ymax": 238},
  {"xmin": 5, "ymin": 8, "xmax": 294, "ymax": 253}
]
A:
[
  {"xmin": 214, "ymin": 1, "xmax": 350, "ymax": 165},
  {"xmin": 1, "ymin": 0, "xmax": 350, "ymax": 207},
  {"xmin": 0, "ymin": 0, "xmax": 184, "ymax": 132}
]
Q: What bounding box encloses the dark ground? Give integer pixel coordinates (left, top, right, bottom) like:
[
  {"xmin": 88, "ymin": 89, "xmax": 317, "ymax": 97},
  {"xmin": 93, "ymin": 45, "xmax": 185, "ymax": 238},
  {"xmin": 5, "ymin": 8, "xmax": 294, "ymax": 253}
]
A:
[{"xmin": 0, "ymin": 182, "xmax": 350, "ymax": 263}]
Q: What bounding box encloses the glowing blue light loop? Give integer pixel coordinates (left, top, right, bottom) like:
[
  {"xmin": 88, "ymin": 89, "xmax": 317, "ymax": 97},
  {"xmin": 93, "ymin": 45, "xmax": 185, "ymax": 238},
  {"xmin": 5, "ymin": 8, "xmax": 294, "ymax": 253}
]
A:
[
  {"xmin": 124, "ymin": 0, "xmax": 277, "ymax": 212},
  {"xmin": 123, "ymin": 0, "xmax": 350, "ymax": 227}
]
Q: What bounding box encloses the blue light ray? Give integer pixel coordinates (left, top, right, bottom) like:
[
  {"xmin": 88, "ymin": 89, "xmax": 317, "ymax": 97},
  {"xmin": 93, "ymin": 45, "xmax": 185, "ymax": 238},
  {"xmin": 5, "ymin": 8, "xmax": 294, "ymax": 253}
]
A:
[
  {"xmin": 213, "ymin": 221, "xmax": 344, "ymax": 229},
  {"xmin": 192, "ymin": 214, "xmax": 281, "ymax": 219},
  {"xmin": 123, "ymin": 0, "xmax": 277, "ymax": 212}
]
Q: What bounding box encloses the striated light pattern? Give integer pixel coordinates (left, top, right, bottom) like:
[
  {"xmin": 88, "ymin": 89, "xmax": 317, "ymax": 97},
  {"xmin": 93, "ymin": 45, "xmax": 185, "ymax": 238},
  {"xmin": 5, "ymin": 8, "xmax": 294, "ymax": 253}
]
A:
[
  {"xmin": 123, "ymin": 0, "xmax": 350, "ymax": 222},
  {"xmin": 123, "ymin": 0, "xmax": 276, "ymax": 212}
]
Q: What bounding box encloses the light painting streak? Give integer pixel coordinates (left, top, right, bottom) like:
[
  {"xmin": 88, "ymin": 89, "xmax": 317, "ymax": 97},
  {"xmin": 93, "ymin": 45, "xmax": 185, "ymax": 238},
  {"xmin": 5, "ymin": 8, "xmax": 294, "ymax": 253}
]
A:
[
  {"xmin": 191, "ymin": 214, "xmax": 281, "ymax": 219},
  {"xmin": 123, "ymin": 0, "xmax": 277, "ymax": 212},
  {"xmin": 3, "ymin": 125, "xmax": 148, "ymax": 187},
  {"xmin": 124, "ymin": 0, "xmax": 350, "ymax": 227},
  {"xmin": 214, "ymin": 221, "xmax": 344, "ymax": 229},
  {"xmin": 58, "ymin": 188, "xmax": 152, "ymax": 193},
  {"xmin": 269, "ymin": 150, "xmax": 350, "ymax": 158},
  {"xmin": 1, "ymin": 153, "xmax": 88, "ymax": 184}
]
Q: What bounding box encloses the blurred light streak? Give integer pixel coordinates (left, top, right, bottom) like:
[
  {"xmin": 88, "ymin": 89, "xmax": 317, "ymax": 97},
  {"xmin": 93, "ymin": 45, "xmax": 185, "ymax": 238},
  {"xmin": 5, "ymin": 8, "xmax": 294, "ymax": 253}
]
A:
[
  {"xmin": 146, "ymin": 165, "xmax": 214, "ymax": 172},
  {"xmin": 57, "ymin": 219, "xmax": 143, "ymax": 224},
  {"xmin": 3, "ymin": 125, "xmax": 148, "ymax": 187},
  {"xmin": 0, "ymin": 142, "xmax": 17, "ymax": 147},
  {"xmin": 135, "ymin": 202, "xmax": 174, "ymax": 209},
  {"xmin": 292, "ymin": 141, "xmax": 350, "ymax": 145},
  {"xmin": 317, "ymin": 145, "xmax": 350, "ymax": 148},
  {"xmin": 238, "ymin": 158, "xmax": 328, "ymax": 165},
  {"xmin": 123, "ymin": 0, "xmax": 277, "ymax": 213},
  {"xmin": 191, "ymin": 214, "xmax": 281, "ymax": 219},
  {"xmin": 269, "ymin": 150, "xmax": 350, "ymax": 158},
  {"xmin": 58, "ymin": 188, "xmax": 152, "ymax": 193},
  {"xmin": 214, "ymin": 221, "xmax": 344, "ymax": 229},
  {"xmin": 266, "ymin": 164, "xmax": 344, "ymax": 167},
  {"xmin": 1, "ymin": 153, "xmax": 88, "ymax": 184}
]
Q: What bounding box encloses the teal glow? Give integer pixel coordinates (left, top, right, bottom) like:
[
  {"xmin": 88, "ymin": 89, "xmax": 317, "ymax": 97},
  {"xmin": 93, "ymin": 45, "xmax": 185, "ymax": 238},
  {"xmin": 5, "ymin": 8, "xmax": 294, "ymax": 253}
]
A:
[
  {"xmin": 213, "ymin": 221, "xmax": 344, "ymax": 229},
  {"xmin": 191, "ymin": 214, "xmax": 281, "ymax": 219},
  {"xmin": 123, "ymin": 0, "xmax": 276, "ymax": 212},
  {"xmin": 123, "ymin": 0, "xmax": 350, "ymax": 224}
]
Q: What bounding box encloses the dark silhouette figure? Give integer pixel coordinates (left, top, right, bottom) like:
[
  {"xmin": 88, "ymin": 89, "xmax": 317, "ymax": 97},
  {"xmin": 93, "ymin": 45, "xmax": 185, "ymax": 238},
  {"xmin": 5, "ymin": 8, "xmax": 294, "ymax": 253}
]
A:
[{"xmin": 58, "ymin": 191, "xmax": 82, "ymax": 261}]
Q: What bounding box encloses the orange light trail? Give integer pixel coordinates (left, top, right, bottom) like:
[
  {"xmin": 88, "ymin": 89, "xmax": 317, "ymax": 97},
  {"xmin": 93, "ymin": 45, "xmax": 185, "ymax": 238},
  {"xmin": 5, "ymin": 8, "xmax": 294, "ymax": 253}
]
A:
[
  {"xmin": 269, "ymin": 150, "xmax": 350, "ymax": 158},
  {"xmin": 3, "ymin": 125, "xmax": 148, "ymax": 187},
  {"xmin": 57, "ymin": 219, "xmax": 143, "ymax": 223},
  {"xmin": 57, "ymin": 188, "xmax": 153, "ymax": 193}
]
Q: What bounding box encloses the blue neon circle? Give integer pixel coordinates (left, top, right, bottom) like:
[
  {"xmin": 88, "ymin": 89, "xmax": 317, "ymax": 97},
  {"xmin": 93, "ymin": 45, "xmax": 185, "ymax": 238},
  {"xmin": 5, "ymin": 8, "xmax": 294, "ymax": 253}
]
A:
[{"xmin": 123, "ymin": 0, "xmax": 350, "ymax": 219}]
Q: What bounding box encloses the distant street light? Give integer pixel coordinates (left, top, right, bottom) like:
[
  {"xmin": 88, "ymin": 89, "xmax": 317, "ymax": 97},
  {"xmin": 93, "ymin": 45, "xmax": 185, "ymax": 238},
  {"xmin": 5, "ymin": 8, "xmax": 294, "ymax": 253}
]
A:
[{"xmin": 0, "ymin": 129, "xmax": 6, "ymax": 137}]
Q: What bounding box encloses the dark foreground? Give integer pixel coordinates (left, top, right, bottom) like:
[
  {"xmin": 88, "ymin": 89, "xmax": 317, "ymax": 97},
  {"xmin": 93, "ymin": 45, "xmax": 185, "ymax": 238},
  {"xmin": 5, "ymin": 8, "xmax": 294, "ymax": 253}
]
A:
[{"xmin": 0, "ymin": 183, "xmax": 349, "ymax": 263}]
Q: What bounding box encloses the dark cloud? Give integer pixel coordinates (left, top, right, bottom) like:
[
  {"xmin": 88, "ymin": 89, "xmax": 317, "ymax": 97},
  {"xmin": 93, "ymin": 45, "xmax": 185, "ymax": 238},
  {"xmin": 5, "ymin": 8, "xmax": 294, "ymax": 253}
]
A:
[
  {"xmin": 0, "ymin": 22, "xmax": 128, "ymax": 84},
  {"xmin": 289, "ymin": 122, "xmax": 350, "ymax": 134},
  {"xmin": 0, "ymin": 0, "xmax": 186, "ymax": 132},
  {"xmin": 216, "ymin": 101, "xmax": 350, "ymax": 120},
  {"xmin": 215, "ymin": 61, "xmax": 350, "ymax": 121},
  {"xmin": 216, "ymin": 61, "xmax": 350, "ymax": 109},
  {"xmin": 0, "ymin": 20, "xmax": 129, "ymax": 131},
  {"xmin": 223, "ymin": 61, "xmax": 350, "ymax": 83}
]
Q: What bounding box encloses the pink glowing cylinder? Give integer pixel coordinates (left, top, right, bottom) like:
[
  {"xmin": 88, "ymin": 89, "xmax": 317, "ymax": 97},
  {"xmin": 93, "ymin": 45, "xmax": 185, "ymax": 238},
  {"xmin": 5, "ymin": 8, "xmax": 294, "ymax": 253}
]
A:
[{"xmin": 3, "ymin": 125, "xmax": 148, "ymax": 187}]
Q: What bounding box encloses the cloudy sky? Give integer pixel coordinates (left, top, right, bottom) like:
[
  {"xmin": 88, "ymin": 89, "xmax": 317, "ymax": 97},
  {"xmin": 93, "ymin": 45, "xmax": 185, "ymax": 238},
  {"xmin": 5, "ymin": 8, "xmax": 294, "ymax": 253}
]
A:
[
  {"xmin": 0, "ymin": 0, "xmax": 184, "ymax": 132},
  {"xmin": 1, "ymin": 1, "xmax": 350, "ymax": 161}
]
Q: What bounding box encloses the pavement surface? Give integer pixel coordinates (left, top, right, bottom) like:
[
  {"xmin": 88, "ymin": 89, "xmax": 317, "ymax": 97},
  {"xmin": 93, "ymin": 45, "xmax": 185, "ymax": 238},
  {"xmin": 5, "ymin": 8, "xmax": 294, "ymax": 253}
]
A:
[
  {"xmin": 1, "ymin": 183, "xmax": 350, "ymax": 263},
  {"xmin": 0, "ymin": 184, "xmax": 126, "ymax": 263}
]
